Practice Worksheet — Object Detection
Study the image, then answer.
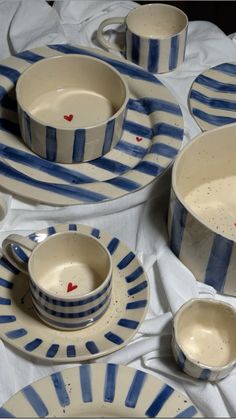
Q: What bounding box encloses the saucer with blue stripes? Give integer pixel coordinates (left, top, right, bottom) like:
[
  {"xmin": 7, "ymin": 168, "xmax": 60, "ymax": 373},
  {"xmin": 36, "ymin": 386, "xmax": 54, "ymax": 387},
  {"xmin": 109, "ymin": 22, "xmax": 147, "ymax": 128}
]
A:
[
  {"xmin": 0, "ymin": 44, "xmax": 184, "ymax": 206},
  {"xmin": 0, "ymin": 223, "xmax": 149, "ymax": 362},
  {"xmin": 189, "ymin": 62, "xmax": 236, "ymax": 132},
  {"xmin": 0, "ymin": 363, "xmax": 202, "ymax": 418}
]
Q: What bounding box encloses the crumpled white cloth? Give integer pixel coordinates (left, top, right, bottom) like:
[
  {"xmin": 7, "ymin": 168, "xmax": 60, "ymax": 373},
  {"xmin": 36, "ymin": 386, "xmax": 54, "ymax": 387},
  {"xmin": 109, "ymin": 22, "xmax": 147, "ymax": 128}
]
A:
[{"xmin": 0, "ymin": 1, "xmax": 236, "ymax": 417}]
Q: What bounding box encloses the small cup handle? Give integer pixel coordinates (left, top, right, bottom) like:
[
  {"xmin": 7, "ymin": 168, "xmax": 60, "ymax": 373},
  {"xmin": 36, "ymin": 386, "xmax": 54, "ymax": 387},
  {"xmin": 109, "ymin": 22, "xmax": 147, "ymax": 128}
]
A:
[
  {"xmin": 97, "ymin": 17, "xmax": 126, "ymax": 52},
  {"xmin": 2, "ymin": 234, "xmax": 37, "ymax": 274}
]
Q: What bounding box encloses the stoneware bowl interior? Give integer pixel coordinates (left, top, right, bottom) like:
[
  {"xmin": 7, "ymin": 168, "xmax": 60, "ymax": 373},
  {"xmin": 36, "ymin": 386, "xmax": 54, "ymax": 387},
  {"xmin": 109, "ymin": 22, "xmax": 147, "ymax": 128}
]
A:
[
  {"xmin": 29, "ymin": 232, "xmax": 112, "ymax": 300},
  {"xmin": 173, "ymin": 299, "xmax": 236, "ymax": 374},
  {"xmin": 127, "ymin": 3, "xmax": 188, "ymax": 38},
  {"xmin": 173, "ymin": 126, "xmax": 236, "ymax": 242}
]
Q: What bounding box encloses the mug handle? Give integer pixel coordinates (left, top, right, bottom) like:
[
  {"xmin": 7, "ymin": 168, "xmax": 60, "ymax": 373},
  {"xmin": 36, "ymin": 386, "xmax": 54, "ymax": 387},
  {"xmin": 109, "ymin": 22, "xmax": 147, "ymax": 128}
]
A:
[
  {"xmin": 2, "ymin": 234, "xmax": 37, "ymax": 274},
  {"xmin": 97, "ymin": 17, "xmax": 126, "ymax": 52}
]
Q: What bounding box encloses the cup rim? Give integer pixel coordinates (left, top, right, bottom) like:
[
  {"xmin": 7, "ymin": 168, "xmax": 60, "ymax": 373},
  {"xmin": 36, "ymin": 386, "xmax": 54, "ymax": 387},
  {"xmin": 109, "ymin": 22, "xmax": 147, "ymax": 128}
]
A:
[
  {"xmin": 173, "ymin": 298, "xmax": 236, "ymax": 372},
  {"xmin": 16, "ymin": 53, "xmax": 129, "ymax": 131},
  {"xmin": 28, "ymin": 231, "xmax": 113, "ymax": 301},
  {"xmin": 126, "ymin": 3, "xmax": 188, "ymax": 40}
]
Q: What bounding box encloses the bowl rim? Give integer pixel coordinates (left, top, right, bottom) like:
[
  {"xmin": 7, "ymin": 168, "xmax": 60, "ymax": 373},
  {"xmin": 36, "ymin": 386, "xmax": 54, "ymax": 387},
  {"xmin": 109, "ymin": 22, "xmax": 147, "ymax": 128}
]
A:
[
  {"xmin": 173, "ymin": 297, "xmax": 236, "ymax": 372},
  {"xmin": 172, "ymin": 123, "xmax": 236, "ymax": 243},
  {"xmin": 16, "ymin": 53, "xmax": 129, "ymax": 131}
]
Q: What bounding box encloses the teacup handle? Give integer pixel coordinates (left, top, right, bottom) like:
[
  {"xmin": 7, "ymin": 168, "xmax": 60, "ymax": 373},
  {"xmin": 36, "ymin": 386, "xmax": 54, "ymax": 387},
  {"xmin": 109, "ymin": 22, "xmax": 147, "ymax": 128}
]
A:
[
  {"xmin": 2, "ymin": 234, "xmax": 37, "ymax": 274},
  {"xmin": 97, "ymin": 17, "xmax": 125, "ymax": 52}
]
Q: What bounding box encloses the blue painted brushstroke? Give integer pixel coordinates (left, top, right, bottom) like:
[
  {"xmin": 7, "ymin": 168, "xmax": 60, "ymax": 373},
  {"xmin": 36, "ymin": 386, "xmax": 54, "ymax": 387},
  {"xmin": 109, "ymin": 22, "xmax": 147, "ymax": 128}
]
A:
[
  {"xmin": 46, "ymin": 126, "xmax": 57, "ymax": 161},
  {"xmin": 148, "ymin": 39, "xmax": 159, "ymax": 73},
  {"xmin": 145, "ymin": 385, "xmax": 174, "ymax": 417},
  {"xmin": 170, "ymin": 198, "xmax": 188, "ymax": 258},
  {"xmin": 213, "ymin": 62, "xmax": 236, "ymax": 76},
  {"xmin": 67, "ymin": 345, "xmax": 76, "ymax": 357},
  {"xmin": 90, "ymin": 156, "xmax": 130, "ymax": 174},
  {"xmin": 73, "ymin": 129, "xmax": 86, "ymax": 162},
  {"xmin": 117, "ymin": 252, "xmax": 135, "ymax": 269},
  {"xmin": 104, "ymin": 331, "xmax": 124, "ymax": 345},
  {"xmin": 91, "ymin": 228, "xmax": 100, "ymax": 238},
  {"xmin": 104, "ymin": 363, "xmax": 118, "ymax": 402},
  {"xmin": 80, "ymin": 365, "xmax": 92, "ymax": 402},
  {"xmin": 15, "ymin": 50, "xmax": 44, "ymax": 63},
  {"xmin": 107, "ymin": 237, "xmax": 120, "ymax": 255},
  {"xmin": 0, "ymin": 315, "xmax": 16, "ymax": 323},
  {"xmin": 125, "ymin": 370, "xmax": 146, "ymax": 408},
  {"xmin": 46, "ymin": 344, "xmax": 59, "ymax": 358},
  {"xmin": 68, "ymin": 224, "xmax": 77, "ymax": 231},
  {"xmin": 0, "ymin": 408, "xmax": 15, "ymax": 418},
  {"xmin": 0, "ymin": 296, "xmax": 11, "ymax": 305},
  {"xmin": 126, "ymin": 300, "xmax": 147, "ymax": 309},
  {"xmin": 103, "ymin": 119, "xmax": 115, "ymax": 155},
  {"xmin": 199, "ymin": 369, "xmax": 211, "ymax": 380},
  {"xmin": 123, "ymin": 120, "xmax": 152, "ymax": 138},
  {"xmin": 5, "ymin": 328, "xmax": 27, "ymax": 339},
  {"xmin": 24, "ymin": 338, "xmax": 42, "ymax": 352},
  {"xmin": 0, "ymin": 65, "xmax": 21, "ymax": 83},
  {"xmin": 150, "ymin": 143, "xmax": 177, "ymax": 159},
  {"xmin": 128, "ymin": 97, "xmax": 182, "ymax": 116},
  {"xmin": 152, "ymin": 122, "xmax": 183, "ymax": 140},
  {"xmin": 176, "ymin": 405, "xmax": 198, "ymax": 418},
  {"xmin": 128, "ymin": 280, "xmax": 148, "ymax": 296},
  {"xmin": 22, "ymin": 385, "xmax": 48, "ymax": 417},
  {"xmin": 118, "ymin": 318, "xmax": 139, "ymax": 329},
  {"xmin": 12, "ymin": 245, "xmax": 29, "ymax": 263},
  {"xmin": 114, "ymin": 139, "xmax": 146, "ymax": 159},
  {"xmin": 0, "ymin": 277, "xmax": 14, "ymax": 288},
  {"xmin": 169, "ymin": 35, "xmax": 179, "ymax": 71},
  {"xmin": 131, "ymin": 33, "xmax": 140, "ymax": 65},
  {"xmin": 125, "ymin": 266, "xmax": 144, "ymax": 283},
  {"xmin": 190, "ymin": 89, "xmax": 236, "ymax": 111},
  {"xmin": 195, "ymin": 74, "xmax": 236, "ymax": 93},
  {"xmin": 85, "ymin": 341, "xmax": 99, "ymax": 354},
  {"xmin": 51, "ymin": 372, "xmax": 70, "ymax": 407},
  {"xmin": 135, "ymin": 161, "xmax": 163, "ymax": 177},
  {"xmin": 107, "ymin": 177, "xmax": 141, "ymax": 191},
  {"xmin": 192, "ymin": 107, "xmax": 236, "ymax": 126}
]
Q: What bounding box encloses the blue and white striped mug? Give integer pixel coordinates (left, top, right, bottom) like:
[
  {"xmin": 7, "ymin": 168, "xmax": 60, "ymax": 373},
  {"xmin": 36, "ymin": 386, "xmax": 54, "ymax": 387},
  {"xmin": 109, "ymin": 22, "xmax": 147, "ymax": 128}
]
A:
[
  {"xmin": 97, "ymin": 3, "xmax": 188, "ymax": 74},
  {"xmin": 2, "ymin": 231, "xmax": 112, "ymax": 330}
]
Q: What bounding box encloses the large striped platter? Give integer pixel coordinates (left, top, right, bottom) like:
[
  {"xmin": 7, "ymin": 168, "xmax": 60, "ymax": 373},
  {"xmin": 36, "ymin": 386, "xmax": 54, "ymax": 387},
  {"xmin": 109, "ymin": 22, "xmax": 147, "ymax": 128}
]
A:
[
  {"xmin": 0, "ymin": 364, "xmax": 202, "ymax": 418},
  {"xmin": 0, "ymin": 223, "xmax": 148, "ymax": 362},
  {"xmin": 189, "ymin": 62, "xmax": 236, "ymax": 131},
  {"xmin": 0, "ymin": 44, "xmax": 184, "ymax": 206}
]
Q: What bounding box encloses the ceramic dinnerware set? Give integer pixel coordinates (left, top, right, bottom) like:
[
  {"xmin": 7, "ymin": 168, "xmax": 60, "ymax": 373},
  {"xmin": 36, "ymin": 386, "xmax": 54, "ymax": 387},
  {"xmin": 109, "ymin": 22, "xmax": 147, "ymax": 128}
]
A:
[{"xmin": 0, "ymin": 2, "xmax": 236, "ymax": 417}]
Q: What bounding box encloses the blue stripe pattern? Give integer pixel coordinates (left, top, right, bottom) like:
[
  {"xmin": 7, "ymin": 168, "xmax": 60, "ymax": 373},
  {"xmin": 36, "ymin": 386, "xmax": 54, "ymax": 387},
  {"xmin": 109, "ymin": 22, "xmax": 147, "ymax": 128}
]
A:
[
  {"xmin": 91, "ymin": 228, "xmax": 100, "ymax": 238},
  {"xmin": 199, "ymin": 369, "xmax": 211, "ymax": 381},
  {"xmin": 0, "ymin": 258, "xmax": 19, "ymax": 274},
  {"xmin": 150, "ymin": 143, "xmax": 178, "ymax": 159},
  {"xmin": 24, "ymin": 338, "xmax": 42, "ymax": 352},
  {"xmin": 73, "ymin": 129, "xmax": 86, "ymax": 162},
  {"xmin": 22, "ymin": 386, "xmax": 48, "ymax": 417},
  {"xmin": 118, "ymin": 319, "xmax": 139, "ymax": 329},
  {"xmin": 0, "ymin": 65, "xmax": 21, "ymax": 83},
  {"xmin": 192, "ymin": 107, "xmax": 236, "ymax": 126},
  {"xmin": 145, "ymin": 385, "xmax": 174, "ymax": 417},
  {"xmin": 205, "ymin": 235, "xmax": 233, "ymax": 292},
  {"xmin": 24, "ymin": 112, "xmax": 31, "ymax": 147},
  {"xmin": 153, "ymin": 122, "xmax": 183, "ymax": 140},
  {"xmin": 0, "ymin": 278, "xmax": 13, "ymax": 289},
  {"xmin": 80, "ymin": 365, "xmax": 92, "ymax": 402},
  {"xmin": 104, "ymin": 331, "xmax": 124, "ymax": 345},
  {"xmin": 16, "ymin": 50, "xmax": 44, "ymax": 63},
  {"xmin": 5, "ymin": 328, "xmax": 27, "ymax": 339},
  {"xmin": 104, "ymin": 363, "xmax": 117, "ymax": 402},
  {"xmin": 128, "ymin": 280, "xmax": 148, "ymax": 296},
  {"xmin": 107, "ymin": 177, "xmax": 140, "ymax": 191},
  {"xmin": 114, "ymin": 139, "xmax": 146, "ymax": 159},
  {"xmin": 46, "ymin": 126, "xmax": 57, "ymax": 161},
  {"xmin": 51, "ymin": 372, "xmax": 70, "ymax": 407},
  {"xmin": 0, "ymin": 86, "xmax": 16, "ymax": 111},
  {"xmin": 12, "ymin": 245, "xmax": 29, "ymax": 263},
  {"xmin": 214, "ymin": 62, "xmax": 236, "ymax": 76},
  {"xmin": 195, "ymin": 74, "xmax": 236, "ymax": 93},
  {"xmin": 0, "ymin": 408, "xmax": 15, "ymax": 418},
  {"xmin": 131, "ymin": 33, "xmax": 140, "ymax": 65},
  {"xmin": 117, "ymin": 252, "xmax": 135, "ymax": 269},
  {"xmin": 170, "ymin": 197, "xmax": 188, "ymax": 258},
  {"xmin": 176, "ymin": 406, "xmax": 198, "ymax": 418},
  {"xmin": 169, "ymin": 36, "xmax": 179, "ymax": 71},
  {"xmin": 125, "ymin": 370, "xmax": 146, "ymax": 408},
  {"xmin": 48, "ymin": 226, "xmax": 56, "ymax": 235},
  {"xmin": 46, "ymin": 344, "xmax": 59, "ymax": 358},
  {"xmin": 90, "ymin": 155, "xmax": 130, "ymax": 174},
  {"xmin": 126, "ymin": 300, "xmax": 147, "ymax": 309},
  {"xmin": 67, "ymin": 345, "xmax": 76, "ymax": 357},
  {"xmin": 107, "ymin": 237, "xmax": 120, "ymax": 255},
  {"xmin": 69, "ymin": 224, "xmax": 77, "ymax": 231},
  {"xmin": 190, "ymin": 89, "xmax": 236, "ymax": 111},
  {"xmin": 148, "ymin": 39, "xmax": 159, "ymax": 73},
  {"xmin": 0, "ymin": 297, "xmax": 11, "ymax": 305},
  {"xmin": 128, "ymin": 97, "xmax": 182, "ymax": 116},
  {"xmin": 85, "ymin": 341, "xmax": 99, "ymax": 354},
  {"xmin": 102, "ymin": 119, "xmax": 115, "ymax": 155},
  {"xmin": 0, "ymin": 315, "xmax": 16, "ymax": 323},
  {"xmin": 125, "ymin": 266, "xmax": 144, "ymax": 283}
]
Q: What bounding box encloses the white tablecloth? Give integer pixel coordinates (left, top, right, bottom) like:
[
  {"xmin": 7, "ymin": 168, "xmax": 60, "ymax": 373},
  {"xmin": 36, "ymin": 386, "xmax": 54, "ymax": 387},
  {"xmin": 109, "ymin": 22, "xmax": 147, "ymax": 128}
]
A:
[{"xmin": 0, "ymin": 1, "xmax": 236, "ymax": 417}]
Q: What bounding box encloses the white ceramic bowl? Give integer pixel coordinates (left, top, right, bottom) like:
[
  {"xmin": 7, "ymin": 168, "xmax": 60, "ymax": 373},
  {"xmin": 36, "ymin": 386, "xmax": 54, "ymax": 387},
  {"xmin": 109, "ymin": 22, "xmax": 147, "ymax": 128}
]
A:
[
  {"xmin": 172, "ymin": 298, "xmax": 236, "ymax": 381},
  {"xmin": 168, "ymin": 123, "xmax": 236, "ymax": 296},
  {"xmin": 16, "ymin": 54, "xmax": 129, "ymax": 163}
]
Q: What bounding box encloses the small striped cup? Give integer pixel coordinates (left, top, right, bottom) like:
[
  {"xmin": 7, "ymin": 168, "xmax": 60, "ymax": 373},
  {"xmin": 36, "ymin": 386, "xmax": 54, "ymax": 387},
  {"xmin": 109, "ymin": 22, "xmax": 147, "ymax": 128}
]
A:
[
  {"xmin": 2, "ymin": 231, "xmax": 112, "ymax": 330},
  {"xmin": 97, "ymin": 3, "xmax": 188, "ymax": 74}
]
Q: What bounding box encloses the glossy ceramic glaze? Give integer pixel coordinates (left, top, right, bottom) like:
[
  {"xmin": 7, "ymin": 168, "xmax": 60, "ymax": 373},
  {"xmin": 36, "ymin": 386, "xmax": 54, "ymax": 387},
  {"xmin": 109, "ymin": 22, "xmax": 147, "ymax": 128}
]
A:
[
  {"xmin": 0, "ymin": 44, "xmax": 184, "ymax": 206},
  {"xmin": 0, "ymin": 364, "xmax": 202, "ymax": 417},
  {"xmin": 189, "ymin": 62, "xmax": 236, "ymax": 131},
  {"xmin": 16, "ymin": 54, "xmax": 129, "ymax": 163},
  {"xmin": 97, "ymin": 4, "xmax": 188, "ymax": 73},
  {"xmin": 0, "ymin": 223, "xmax": 149, "ymax": 362},
  {"xmin": 2, "ymin": 231, "xmax": 112, "ymax": 330},
  {"xmin": 168, "ymin": 123, "xmax": 236, "ymax": 296},
  {"xmin": 172, "ymin": 298, "xmax": 236, "ymax": 381}
]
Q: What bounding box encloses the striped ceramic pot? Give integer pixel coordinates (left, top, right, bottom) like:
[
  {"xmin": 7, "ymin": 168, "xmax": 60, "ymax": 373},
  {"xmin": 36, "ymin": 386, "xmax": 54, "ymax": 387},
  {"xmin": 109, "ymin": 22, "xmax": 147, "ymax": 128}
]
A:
[
  {"xmin": 2, "ymin": 231, "xmax": 113, "ymax": 330},
  {"xmin": 97, "ymin": 4, "xmax": 188, "ymax": 74},
  {"xmin": 16, "ymin": 54, "xmax": 129, "ymax": 163},
  {"xmin": 168, "ymin": 123, "xmax": 236, "ymax": 296}
]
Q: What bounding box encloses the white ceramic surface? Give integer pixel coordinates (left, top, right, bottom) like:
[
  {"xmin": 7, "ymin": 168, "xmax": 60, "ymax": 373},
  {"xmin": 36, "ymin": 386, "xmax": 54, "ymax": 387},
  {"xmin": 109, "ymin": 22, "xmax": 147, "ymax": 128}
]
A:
[
  {"xmin": 168, "ymin": 122, "xmax": 236, "ymax": 296},
  {"xmin": 97, "ymin": 4, "xmax": 188, "ymax": 73},
  {"xmin": 16, "ymin": 54, "xmax": 128, "ymax": 163},
  {"xmin": 0, "ymin": 364, "xmax": 202, "ymax": 417},
  {"xmin": 0, "ymin": 44, "xmax": 184, "ymax": 206},
  {"xmin": 2, "ymin": 231, "xmax": 112, "ymax": 330},
  {"xmin": 0, "ymin": 223, "xmax": 149, "ymax": 362},
  {"xmin": 189, "ymin": 62, "xmax": 236, "ymax": 131},
  {"xmin": 172, "ymin": 298, "xmax": 236, "ymax": 381}
]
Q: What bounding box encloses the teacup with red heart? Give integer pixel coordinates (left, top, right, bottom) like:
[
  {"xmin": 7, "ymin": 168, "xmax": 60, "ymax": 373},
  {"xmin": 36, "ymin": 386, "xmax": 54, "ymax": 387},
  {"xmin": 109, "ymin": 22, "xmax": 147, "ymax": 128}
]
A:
[{"xmin": 2, "ymin": 230, "xmax": 112, "ymax": 330}]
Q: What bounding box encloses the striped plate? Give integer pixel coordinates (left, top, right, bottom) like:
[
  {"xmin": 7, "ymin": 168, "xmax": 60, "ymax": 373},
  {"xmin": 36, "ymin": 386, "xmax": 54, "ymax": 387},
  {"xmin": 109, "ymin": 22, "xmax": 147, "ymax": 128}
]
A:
[
  {"xmin": 0, "ymin": 44, "xmax": 184, "ymax": 206},
  {"xmin": 0, "ymin": 363, "xmax": 202, "ymax": 418},
  {"xmin": 0, "ymin": 223, "xmax": 148, "ymax": 362},
  {"xmin": 189, "ymin": 62, "xmax": 236, "ymax": 131}
]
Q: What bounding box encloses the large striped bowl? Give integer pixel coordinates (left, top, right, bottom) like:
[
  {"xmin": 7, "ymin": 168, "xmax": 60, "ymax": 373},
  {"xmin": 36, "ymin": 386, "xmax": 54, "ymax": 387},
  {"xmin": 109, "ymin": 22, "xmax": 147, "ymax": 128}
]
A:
[{"xmin": 168, "ymin": 123, "xmax": 236, "ymax": 296}]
